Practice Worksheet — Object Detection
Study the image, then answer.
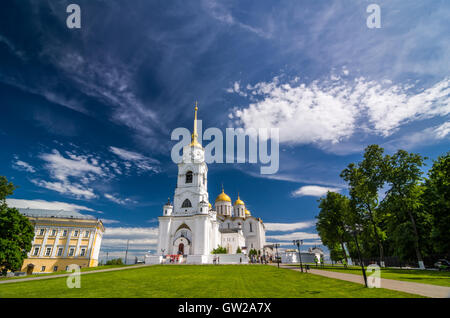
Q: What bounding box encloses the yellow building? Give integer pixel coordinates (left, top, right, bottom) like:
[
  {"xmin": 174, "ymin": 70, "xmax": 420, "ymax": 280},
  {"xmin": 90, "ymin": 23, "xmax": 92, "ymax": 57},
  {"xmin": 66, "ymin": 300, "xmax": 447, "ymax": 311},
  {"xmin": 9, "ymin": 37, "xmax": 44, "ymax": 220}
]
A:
[{"xmin": 18, "ymin": 208, "xmax": 105, "ymax": 274}]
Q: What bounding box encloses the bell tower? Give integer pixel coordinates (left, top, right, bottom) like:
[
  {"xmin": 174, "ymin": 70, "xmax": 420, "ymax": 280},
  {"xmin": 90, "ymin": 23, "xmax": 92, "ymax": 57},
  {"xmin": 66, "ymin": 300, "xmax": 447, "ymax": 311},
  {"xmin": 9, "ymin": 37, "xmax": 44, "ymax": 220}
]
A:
[{"xmin": 172, "ymin": 103, "xmax": 209, "ymax": 215}]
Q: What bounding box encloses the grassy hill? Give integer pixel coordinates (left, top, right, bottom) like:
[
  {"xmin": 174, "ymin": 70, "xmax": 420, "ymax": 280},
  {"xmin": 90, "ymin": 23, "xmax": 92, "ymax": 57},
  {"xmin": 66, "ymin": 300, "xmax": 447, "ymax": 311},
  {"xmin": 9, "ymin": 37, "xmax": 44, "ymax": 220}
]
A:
[{"xmin": 0, "ymin": 265, "xmax": 424, "ymax": 298}]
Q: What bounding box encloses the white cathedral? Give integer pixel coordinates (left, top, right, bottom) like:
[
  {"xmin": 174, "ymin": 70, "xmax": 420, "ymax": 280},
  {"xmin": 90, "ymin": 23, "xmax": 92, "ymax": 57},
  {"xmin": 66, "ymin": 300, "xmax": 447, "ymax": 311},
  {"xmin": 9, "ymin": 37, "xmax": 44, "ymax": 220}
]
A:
[{"xmin": 146, "ymin": 105, "xmax": 266, "ymax": 264}]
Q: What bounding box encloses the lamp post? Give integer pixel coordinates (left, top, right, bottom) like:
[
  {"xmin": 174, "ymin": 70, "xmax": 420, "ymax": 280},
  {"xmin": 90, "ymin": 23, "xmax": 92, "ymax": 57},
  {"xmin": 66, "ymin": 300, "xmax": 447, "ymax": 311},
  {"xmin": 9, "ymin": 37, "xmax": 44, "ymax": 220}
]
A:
[
  {"xmin": 345, "ymin": 225, "xmax": 368, "ymax": 288},
  {"xmin": 293, "ymin": 240, "xmax": 305, "ymax": 273},
  {"xmin": 274, "ymin": 243, "xmax": 280, "ymax": 268}
]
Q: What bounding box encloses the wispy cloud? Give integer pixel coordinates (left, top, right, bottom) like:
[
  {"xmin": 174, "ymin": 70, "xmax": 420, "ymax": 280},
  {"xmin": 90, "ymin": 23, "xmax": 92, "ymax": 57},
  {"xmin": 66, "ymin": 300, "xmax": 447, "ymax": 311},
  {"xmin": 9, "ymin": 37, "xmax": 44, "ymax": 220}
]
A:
[
  {"xmin": 109, "ymin": 146, "xmax": 160, "ymax": 173},
  {"xmin": 12, "ymin": 156, "xmax": 35, "ymax": 173},
  {"xmin": 266, "ymin": 231, "xmax": 320, "ymax": 241},
  {"xmin": 265, "ymin": 220, "xmax": 316, "ymax": 232},
  {"xmin": 5, "ymin": 198, "xmax": 96, "ymax": 213},
  {"xmin": 104, "ymin": 193, "xmax": 136, "ymax": 205}
]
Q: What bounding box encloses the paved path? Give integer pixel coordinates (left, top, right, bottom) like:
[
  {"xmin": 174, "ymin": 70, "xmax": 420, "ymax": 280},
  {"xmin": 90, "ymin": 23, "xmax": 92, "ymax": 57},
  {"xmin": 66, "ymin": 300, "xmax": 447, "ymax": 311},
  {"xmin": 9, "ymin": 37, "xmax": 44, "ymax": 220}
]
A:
[
  {"xmin": 275, "ymin": 264, "xmax": 450, "ymax": 298},
  {"xmin": 0, "ymin": 264, "xmax": 153, "ymax": 285}
]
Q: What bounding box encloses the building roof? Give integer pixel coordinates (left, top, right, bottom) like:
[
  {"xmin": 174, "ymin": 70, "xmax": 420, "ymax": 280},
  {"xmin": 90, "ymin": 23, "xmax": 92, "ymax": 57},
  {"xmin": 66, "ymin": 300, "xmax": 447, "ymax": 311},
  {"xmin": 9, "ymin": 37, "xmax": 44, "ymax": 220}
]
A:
[{"xmin": 18, "ymin": 208, "xmax": 96, "ymax": 220}]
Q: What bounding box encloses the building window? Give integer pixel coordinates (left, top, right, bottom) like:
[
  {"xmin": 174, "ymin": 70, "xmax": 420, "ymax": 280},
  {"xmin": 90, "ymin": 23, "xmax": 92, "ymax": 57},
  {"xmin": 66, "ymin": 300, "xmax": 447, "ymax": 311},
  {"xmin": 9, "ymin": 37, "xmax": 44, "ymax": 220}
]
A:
[
  {"xmin": 53, "ymin": 266, "xmax": 58, "ymax": 272},
  {"xmin": 69, "ymin": 247, "xmax": 75, "ymax": 256},
  {"xmin": 62, "ymin": 229, "xmax": 68, "ymax": 237},
  {"xmin": 41, "ymin": 266, "xmax": 46, "ymax": 272},
  {"xmin": 84, "ymin": 231, "xmax": 89, "ymax": 238},
  {"xmin": 51, "ymin": 229, "xmax": 57, "ymax": 236},
  {"xmin": 57, "ymin": 247, "xmax": 64, "ymax": 256},
  {"xmin": 249, "ymin": 223, "xmax": 253, "ymax": 232},
  {"xmin": 45, "ymin": 247, "xmax": 52, "ymax": 256},
  {"xmin": 33, "ymin": 247, "xmax": 40, "ymax": 256},
  {"xmin": 73, "ymin": 230, "xmax": 79, "ymax": 237},
  {"xmin": 185, "ymin": 171, "xmax": 193, "ymax": 183},
  {"xmin": 39, "ymin": 228, "xmax": 45, "ymax": 236},
  {"xmin": 80, "ymin": 248, "xmax": 86, "ymax": 257},
  {"xmin": 182, "ymin": 199, "xmax": 192, "ymax": 208}
]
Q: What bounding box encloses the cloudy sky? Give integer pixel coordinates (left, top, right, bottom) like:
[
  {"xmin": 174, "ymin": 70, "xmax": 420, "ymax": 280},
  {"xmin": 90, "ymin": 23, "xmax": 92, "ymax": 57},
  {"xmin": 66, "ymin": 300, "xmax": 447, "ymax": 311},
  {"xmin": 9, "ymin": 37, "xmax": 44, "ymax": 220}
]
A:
[{"xmin": 1, "ymin": 0, "xmax": 449, "ymax": 261}]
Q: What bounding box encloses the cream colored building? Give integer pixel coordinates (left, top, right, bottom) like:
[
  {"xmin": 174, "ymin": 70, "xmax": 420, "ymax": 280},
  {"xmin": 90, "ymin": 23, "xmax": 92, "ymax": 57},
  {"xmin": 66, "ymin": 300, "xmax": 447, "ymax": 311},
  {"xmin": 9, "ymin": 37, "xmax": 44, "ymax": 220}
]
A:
[{"xmin": 18, "ymin": 208, "xmax": 104, "ymax": 273}]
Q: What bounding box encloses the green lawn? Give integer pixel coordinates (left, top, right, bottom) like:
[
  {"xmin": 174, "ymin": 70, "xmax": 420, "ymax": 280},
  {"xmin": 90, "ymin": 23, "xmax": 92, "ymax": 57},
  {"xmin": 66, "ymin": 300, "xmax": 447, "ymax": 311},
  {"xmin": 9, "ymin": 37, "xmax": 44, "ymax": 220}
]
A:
[
  {"xmin": 0, "ymin": 264, "xmax": 128, "ymax": 281},
  {"xmin": 0, "ymin": 265, "xmax": 424, "ymax": 298},
  {"xmin": 297, "ymin": 265, "xmax": 450, "ymax": 287}
]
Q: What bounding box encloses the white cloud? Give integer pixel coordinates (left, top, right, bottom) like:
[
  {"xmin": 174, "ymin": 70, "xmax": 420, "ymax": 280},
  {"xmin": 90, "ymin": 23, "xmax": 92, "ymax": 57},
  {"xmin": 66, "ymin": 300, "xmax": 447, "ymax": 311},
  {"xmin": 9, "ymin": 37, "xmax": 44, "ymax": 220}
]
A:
[
  {"xmin": 31, "ymin": 179, "xmax": 96, "ymax": 200},
  {"xmin": 383, "ymin": 121, "xmax": 450, "ymax": 151},
  {"xmin": 267, "ymin": 240, "xmax": 323, "ymax": 247},
  {"xmin": 291, "ymin": 185, "xmax": 340, "ymax": 197},
  {"xmin": 266, "ymin": 231, "xmax": 320, "ymax": 241},
  {"xmin": 265, "ymin": 220, "xmax": 315, "ymax": 232},
  {"xmin": 5, "ymin": 198, "xmax": 95, "ymax": 212},
  {"xmin": 12, "ymin": 159, "xmax": 35, "ymax": 173},
  {"xmin": 100, "ymin": 218, "xmax": 121, "ymax": 224},
  {"xmin": 109, "ymin": 146, "xmax": 159, "ymax": 173},
  {"xmin": 232, "ymin": 76, "xmax": 450, "ymax": 146},
  {"xmin": 104, "ymin": 193, "xmax": 135, "ymax": 205}
]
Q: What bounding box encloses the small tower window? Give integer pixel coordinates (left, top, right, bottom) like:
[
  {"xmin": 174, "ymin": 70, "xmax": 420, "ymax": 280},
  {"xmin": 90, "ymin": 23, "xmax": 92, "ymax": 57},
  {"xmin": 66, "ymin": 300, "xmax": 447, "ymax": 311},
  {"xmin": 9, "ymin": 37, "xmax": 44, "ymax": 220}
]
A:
[
  {"xmin": 182, "ymin": 199, "xmax": 192, "ymax": 208},
  {"xmin": 250, "ymin": 223, "xmax": 253, "ymax": 232},
  {"xmin": 186, "ymin": 171, "xmax": 193, "ymax": 184}
]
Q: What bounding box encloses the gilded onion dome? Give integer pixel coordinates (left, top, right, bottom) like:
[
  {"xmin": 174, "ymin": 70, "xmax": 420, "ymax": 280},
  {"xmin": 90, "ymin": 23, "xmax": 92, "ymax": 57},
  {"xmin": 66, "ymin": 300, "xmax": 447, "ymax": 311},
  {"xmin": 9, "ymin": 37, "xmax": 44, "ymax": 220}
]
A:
[
  {"xmin": 215, "ymin": 188, "xmax": 231, "ymax": 203},
  {"xmin": 208, "ymin": 202, "xmax": 212, "ymax": 209},
  {"xmin": 234, "ymin": 194, "xmax": 245, "ymax": 206},
  {"xmin": 245, "ymin": 209, "xmax": 251, "ymax": 215}
]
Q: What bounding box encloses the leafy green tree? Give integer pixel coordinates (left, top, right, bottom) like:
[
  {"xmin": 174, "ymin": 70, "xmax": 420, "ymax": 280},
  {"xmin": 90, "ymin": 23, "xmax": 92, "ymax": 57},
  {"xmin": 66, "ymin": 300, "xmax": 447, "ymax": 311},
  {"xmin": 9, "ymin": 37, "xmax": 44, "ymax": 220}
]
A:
[
  {"xmin": 0, "ymin": 176, "xmax": 16, "ymax": 204},
  {"xmin": 0, "ymin": 177, "xmax": 34, "ymax": 275},
  {"xmin": 422, "ymin": 152, "xmax": 450, "ymax": 255},
  {"xmin": 316, "ymin": 192, "xmax": 352, "ymax": 263},
  {"xmin": 236, "ymin": 247, "xmax": 242, "ymax": 254},
  {"xmin": 212, "ymin": 246, "xmax": 227, "ymax": 254},
  {"xmin": 105, "ymin": 258, "xmax": 123, "ymax": 265},
  {"xmin": 340, "ymin": 145, "xmax": 387, "ymax": 265},
  {"xmin": 384, "ymin": 150, "xmax": 428, "ymax": 267}
]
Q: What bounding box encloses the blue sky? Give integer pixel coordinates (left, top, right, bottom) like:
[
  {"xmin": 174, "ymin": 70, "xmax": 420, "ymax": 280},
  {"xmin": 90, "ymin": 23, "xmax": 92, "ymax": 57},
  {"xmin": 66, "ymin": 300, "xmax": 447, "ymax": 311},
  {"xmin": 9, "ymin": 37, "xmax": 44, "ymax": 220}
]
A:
[{"xmin": 0, "ymin": 0, "xmax": 449, "ymax": 261}]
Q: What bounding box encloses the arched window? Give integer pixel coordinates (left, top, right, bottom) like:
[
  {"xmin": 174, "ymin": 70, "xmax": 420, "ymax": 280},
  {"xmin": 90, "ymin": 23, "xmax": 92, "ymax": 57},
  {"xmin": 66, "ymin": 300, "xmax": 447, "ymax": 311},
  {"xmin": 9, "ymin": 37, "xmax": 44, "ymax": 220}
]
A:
[
  {"xmin": 249, "ymin": 222, "xmax": 253, "ymax": 232},
  {"xmin": 182, "ymin": 199, "xmax": 192, "ymax": 208},
  {"xmin": 186, "ymin": 171, "xmax": 193, "ymax": 184}
]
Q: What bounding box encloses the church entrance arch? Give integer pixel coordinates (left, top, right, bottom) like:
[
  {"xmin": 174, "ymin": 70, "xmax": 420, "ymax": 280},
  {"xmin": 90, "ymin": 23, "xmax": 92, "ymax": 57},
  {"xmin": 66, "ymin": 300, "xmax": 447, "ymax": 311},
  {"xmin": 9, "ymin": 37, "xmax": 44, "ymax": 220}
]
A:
[{"xmin": 173, "ymin": 223, "xmax": 192, "ymax": 255}]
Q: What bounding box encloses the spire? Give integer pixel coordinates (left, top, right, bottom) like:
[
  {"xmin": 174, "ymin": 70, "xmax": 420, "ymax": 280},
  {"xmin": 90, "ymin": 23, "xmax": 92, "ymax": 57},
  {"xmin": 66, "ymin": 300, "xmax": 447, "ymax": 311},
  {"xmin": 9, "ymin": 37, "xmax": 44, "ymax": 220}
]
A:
[{"xmin": 190, "ymin": 101, "xmax": 201, "ymax": 147}]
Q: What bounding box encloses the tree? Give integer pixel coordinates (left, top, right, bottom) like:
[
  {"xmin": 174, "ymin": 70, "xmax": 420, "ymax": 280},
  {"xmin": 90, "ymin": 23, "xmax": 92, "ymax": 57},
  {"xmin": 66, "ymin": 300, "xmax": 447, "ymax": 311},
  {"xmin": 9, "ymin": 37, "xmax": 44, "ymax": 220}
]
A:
[
  {"xmin": 0, "ymin": 177, "xmax": 34, "ymax": 275},
  {"xmin": 212, "ymin": 246, "xmax": 227, "ymax": 254},
  {"xmin": 384, "ymin": 150, "xmax": 428, "ymax": 268},
  {"xmin": 340, "ymin": 145, "xmax": 387, "ymax": 266},
  {"xmin": 0, "ymin": 176, "xmax": 15, "ymax": 204},
  {"xmin": 236, "ymin": 247, "xmax": 242, "ymax": 254},
  {"xmin": 422, "ymin": 152, "xmax": 450, "ymax": 255},
  {"xmin": 105, "ymin": 258, "xmax": 123, "ymax": 265},
  {"xmin": 316, "ymin": 192, "xmax": 352, "ymax": 263}
]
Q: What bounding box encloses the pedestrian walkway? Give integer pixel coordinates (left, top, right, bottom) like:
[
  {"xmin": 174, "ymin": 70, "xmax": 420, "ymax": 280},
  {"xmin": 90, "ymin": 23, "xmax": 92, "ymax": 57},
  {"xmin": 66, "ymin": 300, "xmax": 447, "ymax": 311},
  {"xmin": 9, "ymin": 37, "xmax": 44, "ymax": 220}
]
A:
[
  {"xmin": 275, "ymin": 264, "xmax": 450, "ymax": 298},
  {"xmin": 0, "ymin": 263, "xmax": 152, "ymax": 285}
]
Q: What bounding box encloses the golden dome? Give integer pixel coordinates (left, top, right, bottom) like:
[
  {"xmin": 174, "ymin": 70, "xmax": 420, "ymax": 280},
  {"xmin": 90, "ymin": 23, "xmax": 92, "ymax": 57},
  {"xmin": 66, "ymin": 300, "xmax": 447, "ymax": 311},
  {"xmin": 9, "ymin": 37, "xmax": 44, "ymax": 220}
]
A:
[
  {"xmin": 208, "ymin": 202, "xmax": 212, "ymax": 208},
  {"xmin": 234, "ymin": 194, "xmax": 245, "ymax": 206},
  {"xmin": 215, "ymin": 189, "xmax": 231, "ymax": 203},
  {"xmin": 245, "ymin": 209, "xmax": 251, "ymax": 215}
]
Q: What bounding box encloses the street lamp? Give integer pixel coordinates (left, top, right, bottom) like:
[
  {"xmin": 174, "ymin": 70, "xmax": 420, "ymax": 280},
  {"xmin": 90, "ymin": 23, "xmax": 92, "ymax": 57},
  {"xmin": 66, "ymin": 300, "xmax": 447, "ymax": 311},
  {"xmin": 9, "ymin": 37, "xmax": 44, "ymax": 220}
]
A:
[
  {"xmin": 345, "ymin": 224, "xmax": 368, "ymax": 288},
  {"xmin": 293, "ymin": 240, "xmax": 305, "ymax": 273},
  {"xmin": 273, "ymin": 243, "xmax": 280, "ymax": 268}
]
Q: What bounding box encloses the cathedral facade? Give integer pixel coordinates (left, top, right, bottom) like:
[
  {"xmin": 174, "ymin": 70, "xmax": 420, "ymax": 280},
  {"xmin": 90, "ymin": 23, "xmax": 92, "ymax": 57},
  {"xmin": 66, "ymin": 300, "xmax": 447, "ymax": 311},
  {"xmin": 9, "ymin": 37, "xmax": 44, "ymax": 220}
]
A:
[{"xmin": 147, "ymin": 105, "xmax": 266, "ymax": 264}]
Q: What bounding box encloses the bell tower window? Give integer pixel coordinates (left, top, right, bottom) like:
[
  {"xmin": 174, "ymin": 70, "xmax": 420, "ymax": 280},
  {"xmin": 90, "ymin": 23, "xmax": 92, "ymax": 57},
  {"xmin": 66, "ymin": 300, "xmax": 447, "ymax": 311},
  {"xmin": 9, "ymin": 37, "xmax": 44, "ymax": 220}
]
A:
[
  {"xmin": 182, "ymin": 199, "xmax": 192, "ymax": 208},
  {"xmin": 186, "ymin": 171, "xmax": 193, "ymax": 184}
]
